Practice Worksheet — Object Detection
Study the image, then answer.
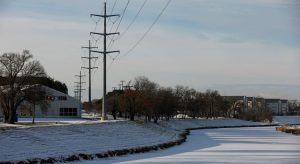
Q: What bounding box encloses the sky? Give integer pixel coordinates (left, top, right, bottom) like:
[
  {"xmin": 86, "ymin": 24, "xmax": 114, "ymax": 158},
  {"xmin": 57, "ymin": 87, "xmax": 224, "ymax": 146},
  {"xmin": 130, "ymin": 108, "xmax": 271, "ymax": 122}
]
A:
[{"xmin": 0, "ymin": 0, "xmax": 299, "ymax": 100}]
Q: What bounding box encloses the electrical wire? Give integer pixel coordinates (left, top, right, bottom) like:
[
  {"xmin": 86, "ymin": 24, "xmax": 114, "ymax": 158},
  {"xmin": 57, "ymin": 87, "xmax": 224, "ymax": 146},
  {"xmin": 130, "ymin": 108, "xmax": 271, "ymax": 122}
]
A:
[
  {"xmin": 108, "ymin": 0, "xmax": 171, "ymax": 72},
  {"xmin": 107, "ymin": 0, "xmax": 120, "ymax": 25},
  {"xmin": 114, "ymin": 0, "xmax": 130, "ymax": 33},
  {"xmin": 91, "ymin": 21, "xmax": 103, "ymax": 45},
  {"xmin": 119, "ymin": 0, "xmax": 147, "ymax": 39},
  {"xmin": 110, "ymin": 0, "xmax": 118, "ymax": 15},
  {"xmin": 107, "ymin": 0, "xmax": 130, "ymax": 49},
  {"xmin": 108, "ymin": 0, "xmax": 147, "ymax": 50},
  {"xmin": 107, "ymin": 0, "xmax": 118, "ymax": 23},
  {"xmin": 119, "ymin": 0, "xmax": 171, "ymax": 59},
  {"xmin": 107, "ymin": 0, "xmax": 171, "ymax": 72},
  {"xmin": 90, "ymin": 2, "xmax": 104, "ymax": 46}
]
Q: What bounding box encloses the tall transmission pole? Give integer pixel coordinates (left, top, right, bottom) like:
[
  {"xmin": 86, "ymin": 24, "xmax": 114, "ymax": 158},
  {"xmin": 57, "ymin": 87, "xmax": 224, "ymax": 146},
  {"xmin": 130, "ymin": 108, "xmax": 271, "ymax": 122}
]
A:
[
  {"xmin": 81, "ymin": 40, "xmax": 98, "ymax": 111},
  {"xmin": 75, "ymin": 71, "xmax": 86, "ymax": 105},
  {"xmin": 120, "ymin": 80, "xmax": 125, "ymax": 90},
  {"xmin": 90, "ymin": 2, "xmax": 120, "ymax": 121},
  {"xmin": 74, "ymin": 90, "xmax": 79, "ymax": 99}
]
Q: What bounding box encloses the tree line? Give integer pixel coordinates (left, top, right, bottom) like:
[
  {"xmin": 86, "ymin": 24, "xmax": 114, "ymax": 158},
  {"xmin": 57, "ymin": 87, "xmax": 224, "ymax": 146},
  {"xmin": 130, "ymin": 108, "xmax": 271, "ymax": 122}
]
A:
[{"xmin": 84, "ymin": 76, "xmax": 272, "ymax": 123}]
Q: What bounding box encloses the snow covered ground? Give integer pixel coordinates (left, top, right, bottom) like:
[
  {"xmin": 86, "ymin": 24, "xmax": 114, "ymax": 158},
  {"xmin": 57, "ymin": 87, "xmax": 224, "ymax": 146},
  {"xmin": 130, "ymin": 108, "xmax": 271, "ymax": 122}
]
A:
[
  {"xmin": 80, "ymin": 126, "xmax": 300, "ymax": 164},
  {"xmin": 0, "ymin": 117, "xmax": 299, "ymax": 163},
  {"xmin": 159, "ymin": 118, "xmax": 262, "ymax": 131},
  {"xmin": 0, "ymin": 121, "xmax": 177, "ymax": 162},
  {"xmin": 273, "ymin": 116, "xmax": 300, "ymax": 125},
  {"xmin": 17, "ymin": 117, "xmax": 96, "ymax": 123},
  {"xmin": 0, "ymin": 117, "xmax": 121, "ymax": 129}
]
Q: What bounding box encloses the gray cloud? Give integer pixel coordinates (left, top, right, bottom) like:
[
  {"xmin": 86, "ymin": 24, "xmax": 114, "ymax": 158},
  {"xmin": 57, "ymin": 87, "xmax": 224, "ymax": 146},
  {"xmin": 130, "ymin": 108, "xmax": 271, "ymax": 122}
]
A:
[{"xmin": 0, "ymin": 0, "xmax": 299, "ymax": 100}]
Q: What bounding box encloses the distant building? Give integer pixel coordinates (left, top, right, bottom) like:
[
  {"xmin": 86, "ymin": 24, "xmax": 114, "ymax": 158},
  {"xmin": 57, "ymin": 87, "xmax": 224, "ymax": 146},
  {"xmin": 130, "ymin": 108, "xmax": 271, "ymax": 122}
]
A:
[
  {"xmin": 264, "ymin": 99, "xmax": 288, "ymax": 115},
  {"xmin": 280, "ymin": 99, "xmax": 288, "ymax": 115},
  {"xmin": 223, "ymin": 96, "xmax": 289, "ymax": 115},
  {"xmin": 265, "ymin": 99, "xmax": 280, "ymax": 114},
  {"xmin": 0, "ymin": 86, "xmax": 81, "ymax": 118}
]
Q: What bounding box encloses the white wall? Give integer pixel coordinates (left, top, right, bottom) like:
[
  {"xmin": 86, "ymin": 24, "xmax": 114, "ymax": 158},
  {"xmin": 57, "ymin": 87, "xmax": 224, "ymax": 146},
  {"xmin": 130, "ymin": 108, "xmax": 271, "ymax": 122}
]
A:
[{"xmin": 11, "ymin": 86, "xmax": 81, "ymax": 118}]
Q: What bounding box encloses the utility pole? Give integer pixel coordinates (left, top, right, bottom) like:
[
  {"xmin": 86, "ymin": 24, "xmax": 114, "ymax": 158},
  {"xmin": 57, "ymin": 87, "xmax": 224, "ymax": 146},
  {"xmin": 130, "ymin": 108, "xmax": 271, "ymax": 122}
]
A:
[
  {"xmin": 75, "ymin": 71, "xmax": 86, "ymax": 104},
  {"xmin": 81, "ymin": 40, "xmax": 98, "ymax": 112},
  {"xmin": 74, "ymin": 84, "xmax": 80, "ymax": 99},
  {"xmin": 74, "ymin": 85, "xmax": 85, "ymax": 100},
  {"xmin": 74, "ymin": 90, "xmax": 79, "ymax": 99},
  {"xmin": 90, "ymin": 2, "xmax": 120, "ymax": 121},
  {"xmin": 123, "ymin": 85, "xmax": 134, "ymax": 91},
  {"xmin": 120, "ymin": 80, "xmax": 125, "ymax": 90}
]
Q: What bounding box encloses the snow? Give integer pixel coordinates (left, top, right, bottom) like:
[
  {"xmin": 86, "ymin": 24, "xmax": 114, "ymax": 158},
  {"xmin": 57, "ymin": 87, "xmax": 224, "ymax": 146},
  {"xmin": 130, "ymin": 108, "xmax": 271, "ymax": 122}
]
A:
[
  {"xmin": 273, "ymin": 116, "xmax": 300, "ymax": 125},
  {"xmin": 0, "ymin": 117, "xmax": 299, "ymax": 163},
  {"xmin": 80, "ymin": 126, "xmax": 300, "ymax": 164},
  {"xmin": 0, "ymin": 121, "xmax": 178, "ymax": 162},
  {"xmin": 158, "ymin": 118, "xmax": 263, "ymax": 131},
  {"xmin": 17, "ymin": 117, "xmax": 94, "ymax": 123},
  {"xmin": 0, "ymin": 117, "xmax": 122, "ymax": 129}
]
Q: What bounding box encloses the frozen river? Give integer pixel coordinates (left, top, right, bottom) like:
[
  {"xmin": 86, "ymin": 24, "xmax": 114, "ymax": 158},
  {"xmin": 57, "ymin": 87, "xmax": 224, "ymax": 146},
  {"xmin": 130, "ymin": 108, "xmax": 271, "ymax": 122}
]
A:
[{"xmin": 79, "ymin": 126, "xmax": 300, "ymax": 164}]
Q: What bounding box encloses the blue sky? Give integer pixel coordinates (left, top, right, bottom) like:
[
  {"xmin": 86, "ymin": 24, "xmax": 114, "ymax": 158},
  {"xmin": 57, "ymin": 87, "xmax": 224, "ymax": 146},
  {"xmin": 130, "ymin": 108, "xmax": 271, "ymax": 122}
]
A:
[{"xmin": 0, "ymin": 0, "xmax": 299, "ymax": 100}]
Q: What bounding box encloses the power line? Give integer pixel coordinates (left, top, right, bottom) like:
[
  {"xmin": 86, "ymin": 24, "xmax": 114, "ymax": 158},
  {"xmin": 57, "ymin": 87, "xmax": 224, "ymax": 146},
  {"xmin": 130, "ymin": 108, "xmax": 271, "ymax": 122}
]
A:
[
  {"xmin": 91, "ymin": 22, "xmax": 103, "ymax": 44},
  {"xmin": 101, "ymin": 0, "xmax": 147, "ymax": 65},
  {"xmin": 108, "ymin": 0, "xmax": 147, "ymax": 50},
  {"xmin": 107, "ymin": 0, "xmax": 130, "ymax": 49},
  {"xmin": 119, "ymin": 0, "xmax": 147, "ymax": 39},
  {"xmin": 107, "ymin": 0, "xmax": 120, "ymax": 25},
  {"xmin": 107, "ymin": 0, "xmax": 171, "ymax": 71},
  {"xmin": 110, "ymin": 0, "xmax": 118, "ymax": 15},
  {"xmin": 90, "ymin": 7, "xmax": 103, "ymax": 45},
  {"xmin": 113, "ymin": 0, "xmax": 130, "ymax": 33},
  {"xmin": 108, "ymin": 0, "xmax": 129, "ymax": 33},
  {"xmin": 121, "ymin": 0, "xmax": 171, "ymax": 58}
]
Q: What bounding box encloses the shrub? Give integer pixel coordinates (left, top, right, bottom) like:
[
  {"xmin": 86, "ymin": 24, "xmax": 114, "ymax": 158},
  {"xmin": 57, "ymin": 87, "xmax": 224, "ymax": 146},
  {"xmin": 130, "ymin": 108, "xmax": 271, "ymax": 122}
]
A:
[{"xmin": 239, "ymin": 110, "xmax": 273, "ymax": 123}]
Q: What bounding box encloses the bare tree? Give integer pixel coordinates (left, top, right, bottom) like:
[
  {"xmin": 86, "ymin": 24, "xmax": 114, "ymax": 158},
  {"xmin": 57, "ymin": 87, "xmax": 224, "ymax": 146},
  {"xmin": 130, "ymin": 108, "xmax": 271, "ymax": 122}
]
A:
[
  {"xmin": 175, "ymin": 85, "xmax": 195, "ymax": 119},
  {"xmin": 119, "ymin": 88, "xmax": 142, "ymax": 121},
  {"xmin": 24, "ymin": 85, "xmax": 49, "ymax": 124},
  {"xmin": 133, "ymin": 76, "xmax": 159, "ymax": 122},
  {"xmin": 205, "ymin": 90, "xmax": 222, "ymax": 119},
  {"xmin": 0, "ymin": 50, "xmax": 45, "ymax": 123},
  {"xmin": 188, "ymin": 92, "xmax": 206, "ymax": 119},
  {"xmin": 107, "ymin": 90, "xmax": 123, "ymax": 120},
  {"xmin": 154, "ymin": 87, "xmax": 178, "ymax": 122}
]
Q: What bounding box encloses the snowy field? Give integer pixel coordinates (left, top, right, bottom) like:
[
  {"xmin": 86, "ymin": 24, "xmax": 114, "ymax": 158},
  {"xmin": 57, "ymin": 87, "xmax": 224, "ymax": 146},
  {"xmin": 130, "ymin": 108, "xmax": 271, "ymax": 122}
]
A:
[
  {"xmin": 0, "ymin": 117, "xmax": 96, "ymax": 129},
  {"xmin": 0, "ymin": 117, "xmax": 121, "ymax": 129},
  {"xmin": 273, "ymin": 116, "xmax": 300, "ymax": 125},
  {"xmin": 0, "ymin": 121, "xmax": 178, "ymax": 162},
  {"xmin": 159, "ymin": 118, "xmax": 263, "ymax": 131},
  {"xmin": 80, "ymin": 126, "xmax": 300, "ymax": 164},
  {"xmin": 0, "ymin": 117, "xmax": 299, "ymax": 163}
]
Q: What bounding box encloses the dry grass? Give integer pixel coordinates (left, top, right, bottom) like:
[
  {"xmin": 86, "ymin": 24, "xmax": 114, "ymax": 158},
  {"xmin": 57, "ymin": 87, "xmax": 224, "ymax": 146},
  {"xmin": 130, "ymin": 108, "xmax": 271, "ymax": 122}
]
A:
[{"xmin": 276, "ymin": 125, "xmax": 300, "ymax": 135}]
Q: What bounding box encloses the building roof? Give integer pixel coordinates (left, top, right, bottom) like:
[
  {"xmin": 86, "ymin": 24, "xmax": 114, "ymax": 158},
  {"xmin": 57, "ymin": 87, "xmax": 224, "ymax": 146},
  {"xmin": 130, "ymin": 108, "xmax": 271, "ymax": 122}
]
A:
[
  {"xmin": 265, "ymin": 99, "xmax": 280, "ymax": 103},
  {"xmin": 223, "ymin": 96, "xmax": 245, "ymax": 100}
]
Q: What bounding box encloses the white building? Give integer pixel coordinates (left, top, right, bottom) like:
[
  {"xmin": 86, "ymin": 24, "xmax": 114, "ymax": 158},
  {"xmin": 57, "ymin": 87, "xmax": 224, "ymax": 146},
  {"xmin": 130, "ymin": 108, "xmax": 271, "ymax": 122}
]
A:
[
  {"xmin": 280, "ymin": 100, "xmax": 289, "ymax": 115},
  {"xmin": 224, "ymin": 96, "xmax": 289, "ymax": 115},
  {"xmin": 0, "ymin": 86, "xmax": 81, "ymax": 118},
  {"xmin": 265, "ymin": 99, "xmax": 289, "ymax": 115}
]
